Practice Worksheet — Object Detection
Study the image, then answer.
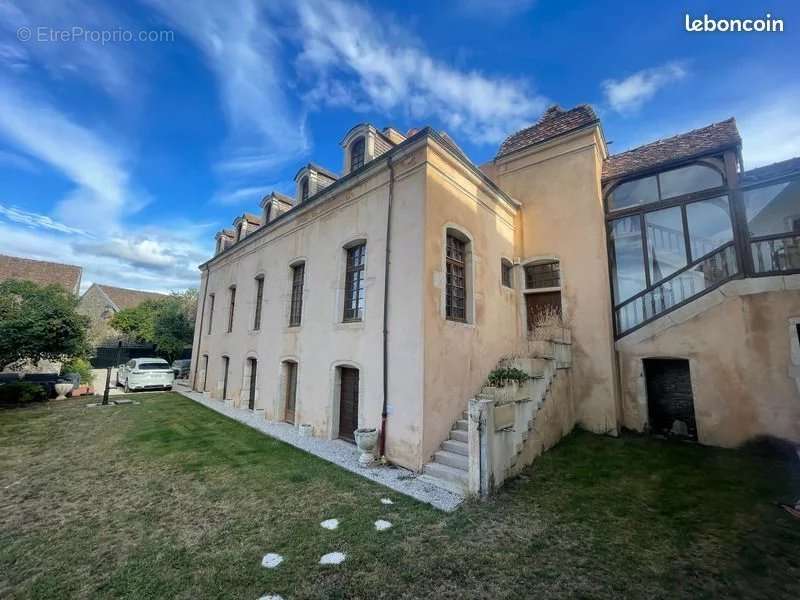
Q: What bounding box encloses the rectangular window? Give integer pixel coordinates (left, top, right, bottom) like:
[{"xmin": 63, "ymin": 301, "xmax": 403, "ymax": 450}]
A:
[
  {"xmin": 744, "ymin": 180, "xmax": 800, "ymax": 238},
  {"xmin": 445, "ymin": 235, "xmax": 467, "ymax": 321},
  {"xmin": 645, "ymin": 206, "xmax": 687, "ymax": 284},
  {"xmin": 207, "ymin": 294, "xmax": 215, "ymax": 334},
  {"xmin": 343, "ymin": 243, "xmax": 366, "ymax": 321},
  {"xmin": 289, "ymin": 263, "xmax": 305, "ymax": 327},
  {"xmin": 501, "ymin": 261, "xmax": 513, "ymax": 287},
  {"xmin": 253, "ymin": 276, "xmax": 264, "ymax": 330},
  {"xmin": 227, "ymin": 286, "xmax": 236, "ymax": 332},
  {"xmin": 524, "ymin": 262, "xmax": 560, "ymax": 289},
  {"xmin": 685, "ymin": 196, "xmax": 733, "ymax": 259},
  {"xmin": 609, "ymin": 216, "xmax": 647, "ymax": 304}
]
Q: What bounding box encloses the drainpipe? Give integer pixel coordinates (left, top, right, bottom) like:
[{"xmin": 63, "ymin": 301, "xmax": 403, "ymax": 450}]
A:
[
  {"xmin": 379, "ymin": 155, "xmax": 395, "ymax": 458},
  {"xmin": 192, "ymin": 269, "xmax": 209, "ymax": 391}
]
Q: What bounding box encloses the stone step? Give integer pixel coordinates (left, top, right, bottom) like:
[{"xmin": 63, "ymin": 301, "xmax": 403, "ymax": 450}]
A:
[
  {"xmin": 442, "ymin": 439, "xmax": 469, "ymax": 456},
  {"xmin": 418, "ymin": 473, "xmax": 467, "ymax": 496},
  {"xmin": 454, "ymin": 419, "xmax": 469, "ymax": 431},
  {"xmin": 422, "ymin": 462, "xmax": 468, "ymax": 490},
  {"xmin": 450, "ymin": 429, "xmax": 468, "ymax": 443},
  {"xmin": 434, "ymin": 450, "xmax": 468, "ymax": 471}
]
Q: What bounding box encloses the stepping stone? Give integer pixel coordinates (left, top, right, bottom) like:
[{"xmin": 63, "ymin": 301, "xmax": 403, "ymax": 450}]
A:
[
  {"xmin": 380, "ymin": 498, "xmax": 394, "ymax": 505},
  {"xmin": 320, "ymin": 518, "xmax": 339, "ymax": 530},
  {"xmin": 261, "ymin": 553, "xmax": 283, "ymax": 568},
  {"xmin": 319, "ymin": 552, "xmax": 346, "ymax": 565},
  {"xmin": 374, "ymin": 519, "xmax": 392, "ymax": 531},
  {"xmin": 258, "ymin": 596, "xmax": 284, "ymax": 600}
]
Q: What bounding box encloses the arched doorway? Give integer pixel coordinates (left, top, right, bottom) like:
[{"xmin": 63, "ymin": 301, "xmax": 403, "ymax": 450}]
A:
[
  {"xmin": 281, "ymin": 360, "xmax": 298, "ymax": 424},
  {"xmin": 245, "ymin": 358, "xmax": 257, "ymax": 410},
  {"xmin": 337, "ymin": 366, "xmax": 359, "ymax": 443}
]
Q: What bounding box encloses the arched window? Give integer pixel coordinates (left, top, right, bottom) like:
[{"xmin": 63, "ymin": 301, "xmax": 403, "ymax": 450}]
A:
[
  {"xmin": 343, "ymin": 241, "xmax": 366, "ymax": 322},
  {"xmin": 445, "ymin": 229, "xmax": 471, "ymax": 322},
  {"xmin": 289, "ymin": 262, "xmax": 305, "ymax": 327},
  {"xmin": 350, "ymin": 137, "xmax": 365, "ymax": 172},
  {"xmin": 300, "ymin": 177, "xmax": 309, "ymax": 202}
]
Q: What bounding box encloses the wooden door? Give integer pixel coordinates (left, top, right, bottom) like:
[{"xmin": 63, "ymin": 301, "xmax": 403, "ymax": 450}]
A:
[
  {"xmin": 284, "ymin": 362, "xmax": 297, "ymax": 424},
  {"xmin": 644, "ymin": 359, "xmax": 697, "ymax": 440},
  {"xmin": 526, "ymin": 291, "xmax": 561, "ymax": 331},
  {"xmin": 247, "ymin": 359, "xmax": 257, "ymax": 410},
  {"xmin": 222, "ymin": 357, "xmax": 229, "ymax": 400},
  {"xmin": 338, "ymin": 368, "xmax": 359, "ymax": 443}
]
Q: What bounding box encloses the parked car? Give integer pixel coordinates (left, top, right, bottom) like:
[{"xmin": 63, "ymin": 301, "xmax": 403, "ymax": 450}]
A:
[
  {"xmin": 116, "ymin": 358, "xmax": 174, "ymax": 392},
  {"xmin": 171, "ymin": 359, "xmax": 191, "ymax": 380}
]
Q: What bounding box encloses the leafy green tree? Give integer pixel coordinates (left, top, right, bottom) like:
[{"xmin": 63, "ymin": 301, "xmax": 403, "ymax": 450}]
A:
[
  {"xmin": 108, "ymin": 289, "xmax": 196, "ymax": 362},
  {"xmin": 0, "ymin": 280, "xmax": 90, "ymax": 369}
]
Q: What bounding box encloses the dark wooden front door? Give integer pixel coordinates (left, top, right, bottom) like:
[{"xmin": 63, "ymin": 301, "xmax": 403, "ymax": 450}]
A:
[
  {"xmin": 338, "ymin": 368, "xmax": 359, "ymax": 443},
  {"xmin": 284, "ymin": 362, "xmax": 297, "ymax": 424},
  {"xmin": 644, "ymin": 359, "xmax": 697, "ymax": 440},
  {"xmin": 222, "ymin": 357, "xmax": 229, "ymax": 400},
  {"xmin": 247, "ymin": 358, "xmax": 257, "ymax": 410},
  {"xmin": 526, "ymin": 291, "xmax": 561, "ymax": 331}
]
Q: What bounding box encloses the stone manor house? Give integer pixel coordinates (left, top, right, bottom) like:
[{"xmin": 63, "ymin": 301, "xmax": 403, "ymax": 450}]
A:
[{"xmin": 190, "ymin": 105, "xmax": 800, "ymax": 493}]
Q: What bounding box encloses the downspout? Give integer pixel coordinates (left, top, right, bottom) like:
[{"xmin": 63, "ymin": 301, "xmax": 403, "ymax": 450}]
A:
[
  {"xmin": 379, "ymin": 155, "xmax": 395, "ymax": 458},
  {"xmin": 192, "ymin": 269, "xmax": 209, "ymax": 391}
]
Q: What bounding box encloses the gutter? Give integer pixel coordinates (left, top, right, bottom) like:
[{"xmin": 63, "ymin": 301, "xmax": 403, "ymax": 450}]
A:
[{"xmin": 379, "ymin": 154, "xmax": 394, "ymax": 458}]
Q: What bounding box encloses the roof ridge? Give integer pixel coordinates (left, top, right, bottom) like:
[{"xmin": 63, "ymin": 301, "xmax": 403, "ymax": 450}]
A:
[{"xmin": 609, "ymin": 118, "xmax": 737, "ymax": 159}]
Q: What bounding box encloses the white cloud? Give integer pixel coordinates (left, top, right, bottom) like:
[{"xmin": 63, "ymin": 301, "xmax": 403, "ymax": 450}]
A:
[
  {"xmin": 603, "ymin": 62, "xmax": 687, "ymax": 113},
  {"xmin": 736, "ymin": 89, "xmax": 800, "ymax": 168},
  {"xmin": 294, "ymin": 0, "xmax": 547, "ymax": 144},
  {"xmin": 0, "ymin": 204, "xmax": 90, "ymax": 235},
  {"xmin": 145, "ymin": 0, "xmax": 309, "ymax": 175},
  {"xmin": 0, "ymin": 80, "xmax": 130, "ymax": 230}
]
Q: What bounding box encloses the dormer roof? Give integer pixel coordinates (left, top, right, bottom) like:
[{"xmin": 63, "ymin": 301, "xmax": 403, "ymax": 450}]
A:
[
  {"xmin": 293, "ymin": 162, "xmax": 339, "ymax": 183},
  {"xmin": 259, "ymin": 191, "xmax": 294, "ymax": 209}
]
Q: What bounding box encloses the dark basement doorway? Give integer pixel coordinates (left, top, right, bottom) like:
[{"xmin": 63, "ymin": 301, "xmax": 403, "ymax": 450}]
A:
[{"xmin": 643, "ymin": 358, "xmax": 697, "ymax": 441}]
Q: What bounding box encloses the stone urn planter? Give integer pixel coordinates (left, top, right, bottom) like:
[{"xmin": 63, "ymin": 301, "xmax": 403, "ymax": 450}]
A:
[
  {"xmin": 354, "ymin": 427, "xmax": 379, "ymax": 467},
  {"xmin": 298, "ymin": 423, "xmax": 313, "ymax": 437},
  {"xmin": 54, "ymin": 382, "xmax": 74, "ymax": 401}
]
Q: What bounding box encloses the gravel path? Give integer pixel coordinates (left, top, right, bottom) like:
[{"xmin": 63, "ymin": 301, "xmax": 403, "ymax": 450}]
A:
[{"xmin": 175, "ymin": 385, "xmax": 464, "ymax": 512}]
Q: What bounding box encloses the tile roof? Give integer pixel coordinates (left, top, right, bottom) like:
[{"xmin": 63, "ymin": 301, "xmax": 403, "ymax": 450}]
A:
[
  {"xmin": 496, "ymin": 105, "xmax": 599, "ymax": 159},
  {"xmin": 741, "ymin": 156, "xmax": 800, "ymax": 185},
  {"xmin": 0, "ymin": 254, "xmax": 82, "ymax": 293},
  {"xmin": 95, "ymin": 284, "xmax": 167, "ymax": 311},
  {"xmin": 603, "ymin": 119, "xmax": 741, "ymax": 182}
]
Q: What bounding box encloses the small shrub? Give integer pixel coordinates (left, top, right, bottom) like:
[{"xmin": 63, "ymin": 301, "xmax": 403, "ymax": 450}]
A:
[
  {"xmin": 0, "ymin": 381, "xmax": 48, "ymax": 406},
  {"xmin": 487, "ymin": 367, "xmax": 529, "ymax": 387},
  {"xmin": 61, "ymin": 357, "xmax": 93, "ymax": 385}
]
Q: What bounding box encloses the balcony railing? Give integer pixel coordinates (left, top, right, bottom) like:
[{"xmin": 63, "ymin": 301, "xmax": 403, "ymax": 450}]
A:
[
  {"xmin": 751, "ymin": 234, "xmax": 800, "ymax": 273},
  {"xmin": 615, "ymin": 243, "xmax": 738, "ymax": 335}
]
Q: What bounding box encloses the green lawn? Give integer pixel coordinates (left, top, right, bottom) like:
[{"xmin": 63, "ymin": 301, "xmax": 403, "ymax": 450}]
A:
[{"xmin": 1, "ymin": 393, "xmax": 799, "ymax": 599}]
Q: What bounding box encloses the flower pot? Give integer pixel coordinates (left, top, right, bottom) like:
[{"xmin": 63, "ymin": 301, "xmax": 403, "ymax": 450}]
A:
[
  {"xmin": 299, "ymin": 423, "xmax": 313, "ymax": 437},
  {"xmin": 54, "ymin": 382, "xmax": 73, "ymax": 401},
  {"xmin": 354, "ymin": 427, "xmax": 379, "ymax": 467}
]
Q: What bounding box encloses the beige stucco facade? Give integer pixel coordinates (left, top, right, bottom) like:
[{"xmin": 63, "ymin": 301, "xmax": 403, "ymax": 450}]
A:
[{"xmin": 192, "ymin": 112, "xmax": 800, "ymax": 479}]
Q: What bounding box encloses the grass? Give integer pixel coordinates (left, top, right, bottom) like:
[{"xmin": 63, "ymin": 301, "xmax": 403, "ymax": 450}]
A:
[{"xmin": 1, "ymin": 393, "xmax": 799, "ymax": 599}]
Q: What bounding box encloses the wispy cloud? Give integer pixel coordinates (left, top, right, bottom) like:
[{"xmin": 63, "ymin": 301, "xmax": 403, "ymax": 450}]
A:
[
  {"xmin": 736, "ymin": 88, "xmax": 800, "ymax": 168},
  {"xmin": 0, "ymin": 79, "xmax": 130, "ymax": 230},
  {"xmin": 603, "ymin": 62, "xmax": 688, "ymax": 113},
  {"xmin": 295, "ymin": 0, "xmax": 547, "ymax": 144},
  {"xmin": 0, "ymin": 204, "xmax": 91, "ymax": 235},
  {"xmin": 145, "ymin": 0, "xmax": 309, "ymax": 175}
]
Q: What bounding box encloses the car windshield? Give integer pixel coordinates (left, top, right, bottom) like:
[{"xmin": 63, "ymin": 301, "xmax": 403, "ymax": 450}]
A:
[{"xmin": 139, "ymin": 362, "xmax": 169, "ymax": 370}]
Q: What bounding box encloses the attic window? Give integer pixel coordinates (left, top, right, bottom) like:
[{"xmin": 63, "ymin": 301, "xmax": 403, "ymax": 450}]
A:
[
  {"xmin": 350, "ymin": 137, "xmax": 365, "ymax": 171},
  {"xmin": 301, "ymin": 177, "xmax": 309, "ymax": 202}
]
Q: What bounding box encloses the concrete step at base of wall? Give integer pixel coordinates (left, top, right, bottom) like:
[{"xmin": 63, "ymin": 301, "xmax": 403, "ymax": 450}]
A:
[
  {"xmin": 434, "ymin": 449, "xmax": 469, "ymax": 470},
  {"xmin": 454, "ymin": 419, "xmax": 469, "ymax": 431},
  {"xmin": 422, "ymin": 462, "xmax": 468, "ymax": 489}
]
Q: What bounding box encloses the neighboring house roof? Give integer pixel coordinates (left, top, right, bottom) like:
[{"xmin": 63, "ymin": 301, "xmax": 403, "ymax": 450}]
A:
[
  {"xmin": 496, "ymin": 105, "xmax": 599, "ymax": 159},
  {"xmin": 603, "ymin": 118, "xmax": 741, "ymax": 182},
  {"xmin": 0, "ymin": 254, "xmax": 82, "ymax": 294},
  {"xmin": 88, "ymin": 283, "xmax": 167, "ymax": 311},
  {"xmin": 741, "ymin": 156, "xmax": 800, "ymax": 186}
]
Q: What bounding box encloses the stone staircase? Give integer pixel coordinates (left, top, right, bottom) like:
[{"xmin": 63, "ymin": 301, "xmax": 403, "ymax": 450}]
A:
[
  {"xmin": 419, "ymin": 336, "xmax": 572, "ymax": 497},
  {"xmin": 419, "ymin": 411, "xmax": 470, "ymax": 495}
]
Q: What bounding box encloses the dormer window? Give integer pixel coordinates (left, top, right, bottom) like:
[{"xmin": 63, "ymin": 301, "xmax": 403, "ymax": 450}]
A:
[
  {"xmin": 300, "ymin": 177, "xmax": 309, "ymax": 202},
  {"xmin": 350, "ymin": 137, "xmax": 365, "ymax": 171}
]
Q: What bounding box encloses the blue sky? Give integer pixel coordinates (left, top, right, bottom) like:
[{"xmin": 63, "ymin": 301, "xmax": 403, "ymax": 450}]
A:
[{"xmin": 0, "ymin": 0, "xmax": 798, "ymax": 292}]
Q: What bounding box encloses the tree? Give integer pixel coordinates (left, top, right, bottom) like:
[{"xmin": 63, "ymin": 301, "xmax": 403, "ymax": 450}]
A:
[
  {"xmin": 108, "ymin": 289, "xmax": 196, "ymax": 362},
  {"xmin": 0, "ymin": 280, "xmax": 90, "ymax": 370}
]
